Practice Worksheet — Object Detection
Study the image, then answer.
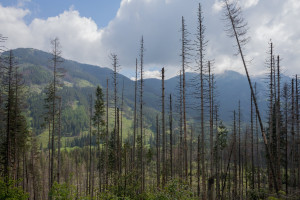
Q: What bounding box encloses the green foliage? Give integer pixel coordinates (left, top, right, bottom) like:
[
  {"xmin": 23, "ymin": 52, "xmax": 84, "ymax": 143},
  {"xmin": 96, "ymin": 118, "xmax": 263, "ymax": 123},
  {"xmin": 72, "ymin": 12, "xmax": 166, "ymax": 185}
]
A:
[
  {"xmin": 97, "ymin": 191, "xmax": 119, "ymax": 200},
  {"xmin": 0, "ymin": 178, "xmax": 29, "ymax": 200},
  {"xmin": 62, "ymin": 105, "xmax": 89, "ymax": 136},
  {"xmin": 148, "ymin": 180, "xmax": 194, "ymax": 200},
  {"xmin": 93, "ymin": 85, "xmax": 105, "ymax": 140},
  {"xmin": 248, "ymin": 188, "xmax": 268, "ymax": 200},
  {"xmin": 49, "ymin": 181, "xmax": 76, "ymax": 200}
]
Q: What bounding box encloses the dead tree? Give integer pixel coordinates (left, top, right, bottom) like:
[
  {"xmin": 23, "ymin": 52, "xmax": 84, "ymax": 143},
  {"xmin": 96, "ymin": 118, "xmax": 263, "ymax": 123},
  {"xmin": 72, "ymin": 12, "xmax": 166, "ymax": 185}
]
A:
[
  {"xmin": 296, "ymin": 75, "xmax": 300, "ymax": 190},
  {"xmin": 181, "ymin": 16, "xmax": 189, "ymax": 182},
  {"xmin": 196, "ymin": 4, "xmax": 207, "ymax": 197},
  {"xmin": 282, "ymin": 83, "xmax": 288, "ymax": 194},
  {"xmin": 209, "ymin": 61, "xmax": 214, "ymax": 178},
  {"xmin": 197, "ymin": 134, "xmax": 201, "ymax": 197},
  {"xmin": 57, "ymin": 97, "xmax": 62, "ymax": 184},
  {"xmin": 105, "ymin": 78, "xmax": 109, "ymax": 187},
  {"xmin": 120, "ymin": 80, "xmax": 125, "ymax": 175},
  {"xmin": 255, "ymin": 84, "xmax": 261, "ymax": 189},
  {"xmin": 267, "ymin": 42, "xmax": 274, "ymax": 191},
  {"xmin": 238, "ymin": 101, "xmax": 242, "ymax": 199},
  {"xmin": 133, "ymin": 58, "xmax": 138, "ymax": 170},
  {"xmin": 156, "ymin": 115, "xmax": 160, "ymax": 188},
  {"xmin": 215, "ymin": 105, "xmax": 220, "ymax": 199},
  {"xmin": 111, "ymin": 53, "xmax": 119, "ymax": 174},
  {"xmin": 179, "ymin": 70, "xmax": 183, "ymax": 180},
  {"xmin": 251, "ymin": 89, "xmax": 254, "ymax": 190},
  {"xmin": 276, "ymin": 56, "xmax": 282, "ymax": 190},
  {"xmin": 139, "ymin": 36, "xmax": 145, "ymax": 191},
  {"xmin": 161, "ymin": 67, "xmax": 166, "ymax": 186},
  {"xmin": 223, "ymin": 0, "xmax": 279, "ymax": 193},
  {"xmin": 291, "ymin": 79, "xmax": 296, "ymax": 189},
  {"xmin": 233, "ymin": 110, "xmax": 237, "ymax": 199},
  {"xmin": 190, "ymin": 126, "xmax": 193, "ymax": 186},
  {"xmin": 89, "ymin": 94, "xmax": 93, "ymax": 196},
  {"xmin": 169, "ymin": 94, "xmax": 173, "ymax": 179}
]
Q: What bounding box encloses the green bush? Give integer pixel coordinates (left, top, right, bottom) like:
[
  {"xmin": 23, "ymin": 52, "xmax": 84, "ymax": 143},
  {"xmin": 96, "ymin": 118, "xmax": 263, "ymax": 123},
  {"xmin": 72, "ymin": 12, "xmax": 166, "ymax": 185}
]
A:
[
  {"xmin": 49, "ymin": 181, "xmax": 76, "ymax": 200},
  {"xmin": 0, "ymin": 178, "xmax": 29, "ymax": 200},
  {"xmin": 148, "ymin": 180, "xmax": 194, "ymax": 200}
]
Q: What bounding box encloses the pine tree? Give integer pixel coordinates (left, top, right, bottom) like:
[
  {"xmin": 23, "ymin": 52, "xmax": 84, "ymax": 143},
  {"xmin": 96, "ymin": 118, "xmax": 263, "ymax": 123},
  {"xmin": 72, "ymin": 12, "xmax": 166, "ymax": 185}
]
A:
[
  {"xmin": 93, "ymin": 86, "xmax": 105, "ymax": 192},
  {"xmin": 49, "ymin": 37, "xmax": 64, "ymax": 190}
]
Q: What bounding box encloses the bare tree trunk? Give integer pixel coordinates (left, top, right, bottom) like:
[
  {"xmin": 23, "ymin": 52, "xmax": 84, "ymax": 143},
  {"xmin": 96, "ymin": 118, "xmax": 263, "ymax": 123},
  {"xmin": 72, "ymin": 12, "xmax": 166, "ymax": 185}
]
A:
[
  {"xmin": 169, "ymin": 94, "xmax": 173, "ymax": 179},
  {"xmin": 255, "ymin": 84, "xmax": 261, "ymax": 190},
  {"xmin": 89, "ymin": 94, "xmax": 93, "ymax": 196},
  {"xmin": 57, "ymin": 97, "xmax": 61, "ymax": 183},
  {"xmin": 179, "ymin": 70, "xmax": 183, "ymax": 180},
  {"xmin": 48, "ymin": 112, "xmax": 51, "ymax": 192},
  {"xmin": 181, "ymin": 16, "xmax": 188, "ymax": 182},
  {"xmin": 268, "ymin": 43, "xmax": 274, "ymax": 192},
  {"xmin": 291, "ymin": 79, "xmax": 296, "ymax": 189},
  {"xmin": 209, "ymin": 61, "xmax": 214, "ymax": 180},
  {"xmin": 190, "ymin": 126, "xmax": 193, "ymax": 186},
  {"xmin": 120, "ymin": 80, "xmax": 124, "ymax": 176},
  {"xmin": 233, "ymin": 110, "xmax": 237, "ymax": 198},
  {"xmin": 238, "ymin": 101, "xmax": 241, "ymax": 200},
  {"xmin": 197, "ymin": 134, "xmax": 201, "ymax": 197},
  {"xmin": 140, "ymin": 36, "xmax": 145, "ymax": 192},
  {"xmin": 105, "ymin": 78, "xmax": 109, "ymax": 188},
  {"xmin": 296, "ymin": 74, "xmax": 300, "ymax": 189},
  {"xmin": 223, "ymin": 1, "xmax": 279, "ymax": 192},
  {"xmin": 112, "ymin": 54, "xmax": 118, "ymax": 175},
  {"xmin": 117, "ymin": 108, "xmax": 120, "ymax": 179},
  {"xmin": 283, "ymin": 83, "xmax": 288, "ymax": 194},
  {"xmin": 221, "ymin": 135, "xmax": 236, "ymax": 200},
  {"xmin": 161, "ymin": 67, "xmax": 166, "ymax": 186},
  {"xmin": 251, "ymin": 90, "xmax": 255, "ymax": 190},
  {"xmin": 245, "ymin": 128, "xmax": 248, "ymax": 199},
  {"xmin": 196, "ymin": 4, "xmax": 207, "ymax": 197},
  {"xmin": 296, "ymin": 75, "xmax": 300, "ymax": 190},
  {"xmin": 133, "ymin": 59, "xmax": 137, "ymax": 170},
  {"xmin": 215, "ymin": 106, "xmax": 220, "ymax": 199},
  {"xmin": 156, "ymin": 115, "xmax": 160, "ymax": 188},
  {"xmin": 276, "ymin": 56, "xmax": 282, "ymax": 190}
]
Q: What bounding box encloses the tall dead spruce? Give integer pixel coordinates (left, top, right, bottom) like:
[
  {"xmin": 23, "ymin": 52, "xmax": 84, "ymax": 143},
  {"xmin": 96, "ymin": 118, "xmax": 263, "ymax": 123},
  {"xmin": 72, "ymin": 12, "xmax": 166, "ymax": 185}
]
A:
[
  {"xmin": 161, "ymin": 67, "xmax": 166, "ymax": 186},
  {"xmin": 139, "ymin": 36, "xmax": 145, "ymax": 192},
  {"xmin": 223, "ymin": 0, "xmax": 279, "ymax": 193},
  {"xmin": 180, "ymin": 16, "xmax": 189, "ymax": 182},
  {"xmin": 196, "ymin": 4, "xmax": 207, "ymax": 198}
]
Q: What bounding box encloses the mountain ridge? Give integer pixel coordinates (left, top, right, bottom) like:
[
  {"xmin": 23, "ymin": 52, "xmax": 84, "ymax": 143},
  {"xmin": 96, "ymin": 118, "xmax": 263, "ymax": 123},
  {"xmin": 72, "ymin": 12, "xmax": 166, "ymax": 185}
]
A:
[{"xmin": 3, "ymin": 48, "xmax": 292, "ymax": 136}]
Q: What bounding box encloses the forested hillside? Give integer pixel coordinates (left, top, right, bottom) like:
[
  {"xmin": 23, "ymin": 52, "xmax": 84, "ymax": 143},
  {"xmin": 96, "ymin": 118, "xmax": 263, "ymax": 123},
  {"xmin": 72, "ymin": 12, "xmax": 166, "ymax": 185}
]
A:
[
  {"xmin": 7, "ymin": 48, "xmax": 277, "ymax": 135},
  {"xmin": 0, "ymin": 1, "xmax": 300, "ymax": 200}
]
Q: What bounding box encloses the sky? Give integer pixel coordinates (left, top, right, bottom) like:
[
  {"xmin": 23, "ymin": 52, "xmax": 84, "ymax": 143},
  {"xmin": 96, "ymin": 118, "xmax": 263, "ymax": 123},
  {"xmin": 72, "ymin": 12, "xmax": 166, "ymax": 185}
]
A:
[{"xmin": 0, "ymin": 0, "xmax": 299, "ymax": 79}]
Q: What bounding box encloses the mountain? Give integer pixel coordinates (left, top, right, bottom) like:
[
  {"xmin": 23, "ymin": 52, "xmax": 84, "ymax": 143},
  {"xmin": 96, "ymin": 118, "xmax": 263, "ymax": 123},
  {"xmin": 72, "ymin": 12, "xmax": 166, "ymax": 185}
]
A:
[{"xmin": 2, "ymin": 48, "xmax": 292, "ymax": 141}]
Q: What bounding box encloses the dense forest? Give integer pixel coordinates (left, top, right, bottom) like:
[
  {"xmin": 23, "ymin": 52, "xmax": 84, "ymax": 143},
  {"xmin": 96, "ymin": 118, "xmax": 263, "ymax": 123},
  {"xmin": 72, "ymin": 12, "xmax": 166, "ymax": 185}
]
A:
[{"xmin": 0, "ymin": 1, "xmax": 300, "ymax": 199}]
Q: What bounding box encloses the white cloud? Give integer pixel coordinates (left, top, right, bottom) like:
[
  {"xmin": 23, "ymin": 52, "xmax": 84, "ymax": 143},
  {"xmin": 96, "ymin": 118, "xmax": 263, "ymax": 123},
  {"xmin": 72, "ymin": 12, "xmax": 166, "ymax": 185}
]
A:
[
  {"xmin": 212, "ymin": 1, "xmax": 223, "ymax": 13},
  {"xmin": 144, "ymin": 70, "xmax": 161, "ymax": 79},
  {"xmin": 243, "ymin": 0, "xmax": 259, "ymax": 9},
  {"xmin": 0, "ymin": 0, "xmax": 299, "ymax": 79}
]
